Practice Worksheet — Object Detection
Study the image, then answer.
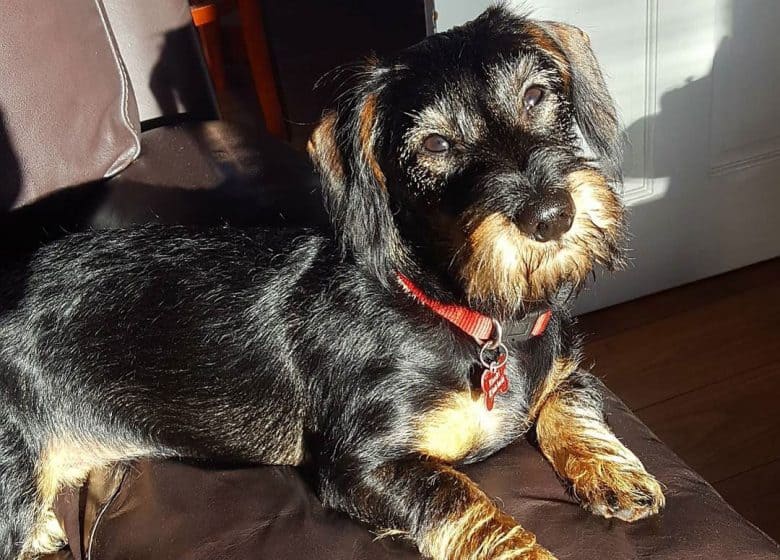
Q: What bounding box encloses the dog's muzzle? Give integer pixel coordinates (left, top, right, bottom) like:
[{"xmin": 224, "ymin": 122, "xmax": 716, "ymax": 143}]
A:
[{"xmin": 515, "ymin": 190, "xmax": 576, "ymax": 242}]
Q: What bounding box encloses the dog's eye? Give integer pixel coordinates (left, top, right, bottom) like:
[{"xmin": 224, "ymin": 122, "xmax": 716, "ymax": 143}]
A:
[
  {"xmin": 523, "ymin": 86, "xmax": 545, "ymax": 111},
  {"xmin": 422, "ymin": 134, "xmax": 451, "ymax": 153}
]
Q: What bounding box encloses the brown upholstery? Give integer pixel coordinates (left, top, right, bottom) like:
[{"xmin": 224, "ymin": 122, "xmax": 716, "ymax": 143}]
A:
[
  {"xmin": 0, "ymin": 0, "xmax": 140, "ymax": 210},
  {"xmin": 0, "ymin": 121, "xmax": 326, "ymax": 252},
  {"xmin": 93, "ymin": 121, "xmax": 326, "ymax": 230},
  {"xmin": 55, "ymin": 384, "xmax": 779, "ymax": 560},
  {"xmin": 101, "ymin": 0, "xmax": 218, "ymax": 125}
]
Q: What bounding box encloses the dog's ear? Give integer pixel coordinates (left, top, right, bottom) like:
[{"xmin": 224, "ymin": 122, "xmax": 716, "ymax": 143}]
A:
[
  {"xmin": 535, "ymin": 22, "xmax": 623, "ymax": 181},
  {"xmin": 308, "ymin": 63, "xmax": 409, "ymax": 285}
]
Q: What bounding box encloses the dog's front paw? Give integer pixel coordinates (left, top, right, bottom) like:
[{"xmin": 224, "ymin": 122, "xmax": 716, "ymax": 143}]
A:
[{"xmin": 569, "ymin": 457, "xmax": 665, "ymax": 522}]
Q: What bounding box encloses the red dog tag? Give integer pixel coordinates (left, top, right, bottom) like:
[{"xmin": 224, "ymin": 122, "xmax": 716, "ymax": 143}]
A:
[{"xmin": 481, "ymin": 363, "xmax": 509, "ymax": 411}]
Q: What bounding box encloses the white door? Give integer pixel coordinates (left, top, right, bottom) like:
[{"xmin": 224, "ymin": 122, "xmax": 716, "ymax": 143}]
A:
[{"xmin": 434, "ymin": 0, "xmax": 780, "ymax": 312}]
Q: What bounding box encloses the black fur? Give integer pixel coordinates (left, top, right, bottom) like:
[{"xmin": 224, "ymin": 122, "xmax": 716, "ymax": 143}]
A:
[{"xmin": 0, "ymin": 6, "xmax": 635, "ymax": 559}]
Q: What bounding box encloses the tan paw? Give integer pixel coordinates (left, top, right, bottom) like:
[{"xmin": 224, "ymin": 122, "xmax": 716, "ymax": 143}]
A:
[{"xmin": 569, "ymin": 458, "xmax": 665, "ymax": 522}]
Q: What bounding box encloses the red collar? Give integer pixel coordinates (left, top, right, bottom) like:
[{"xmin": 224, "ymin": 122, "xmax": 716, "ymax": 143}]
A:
[
  {"xmin": 397, "ymin": 273, "xmax": 552, "ymax": 345},
  {"xmin": 397, "ymin": 273, "xmax": 552, "ymax": 411}
]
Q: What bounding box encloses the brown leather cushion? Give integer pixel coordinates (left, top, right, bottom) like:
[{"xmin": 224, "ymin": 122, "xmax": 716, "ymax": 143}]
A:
[
  {"xmin": 0, "ymin": 0, "xmax": 140, "ymax": 210},
  {"xmin": 102, "ymin": 0, "xmax": 217, "ymax": 124},
  {"xmin": 57, "ymin": 385, "xmax": 779, "ymax": 559},
  {"xmin": 0, "ymin": 121, "xmax": 327, "ymax": 252}
]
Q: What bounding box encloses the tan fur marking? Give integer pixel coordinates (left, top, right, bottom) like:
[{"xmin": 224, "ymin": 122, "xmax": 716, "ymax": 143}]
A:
[
  {"xmin": 284, "ymin": 432, "xmax": 306, "ymax": 466},
  {"xmin": 22, "ymin": 438, "xmax": 151, "ymax": 558},
  {"xmin": 460, "ymin": 168, "xmax": 623, "ymax": 307},
  {"xmin": 419, "ymin": 467, "xmax": 555, "ymax": 560},
  {"xmin": 22, "ymin": 508, "xmax": 65, "ymax": 559},
  {"xmin": 568, "ymin": 169, "xmax": 624, "ymax": 232},
  {"xmin": 415, "ymin": 391, "xmax": 505, "ymax": 463},
  {"xmin": 523, "ymin": 23, "xmax": 571, "ymax": 89},
  {"xmin": 358, "ymin": 94, "xmax": 387, "ymax": 189},
  {"xmin": 536, "ymin": 392, "xmax": 665, "ymax": 522},
  {"xmin": 528, "ymin": 356, "xmax": 579, "ymax": 420},
  {"xmin": 308, "ymin": 111, "xmax": 345, "ymax": 183},
  {"xmin": 543, "ymin": 22, "xmax": 592, "ymax": 54}
]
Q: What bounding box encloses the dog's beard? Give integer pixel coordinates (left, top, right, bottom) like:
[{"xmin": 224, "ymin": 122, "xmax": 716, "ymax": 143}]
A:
[{"xmin": 459, "ymin": 169, "xmax": 626, "ymax": 312}]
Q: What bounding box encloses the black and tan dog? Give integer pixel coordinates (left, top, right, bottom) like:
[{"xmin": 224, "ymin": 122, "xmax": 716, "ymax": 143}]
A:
[{"xmin": 0, "ymin": 6, "xmax": 664, "ymax": 559}]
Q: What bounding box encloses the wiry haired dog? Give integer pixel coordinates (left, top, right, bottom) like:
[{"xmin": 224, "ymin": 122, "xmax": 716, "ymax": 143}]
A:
[{"xmin": 0, "ymin": 6, "xmax": 663, "ymax": 559}]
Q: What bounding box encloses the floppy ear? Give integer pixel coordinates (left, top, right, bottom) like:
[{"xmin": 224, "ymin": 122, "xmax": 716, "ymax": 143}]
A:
[
  {"xmin": 536, "ymin": 22, "xmax": 624, "ymax": 182},
  {"xmin": 307, "ymin": 68, "xmax": 409, "ymax": 285}
]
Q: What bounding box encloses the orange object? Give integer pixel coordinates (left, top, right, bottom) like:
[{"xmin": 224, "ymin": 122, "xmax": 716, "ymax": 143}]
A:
[
  {"xmin": 236, "ymin": 0, "xmax": 286, "ymax": 139},
  {"xmin": 190, "ymin": 2, "xmax": 218, "ymax": 26},
  {"xmin": 190, "ymin": 0, "xmax": 286, "ymax": 139},
  {"xmin": 191, "ymin": 3, "xmax": 227, "ymax": 92}
]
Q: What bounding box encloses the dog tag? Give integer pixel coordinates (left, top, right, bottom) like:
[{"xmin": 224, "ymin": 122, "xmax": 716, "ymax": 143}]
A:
[{"xmin": 481, "ymin": 362, "xmax": 509, "ymax": 411}]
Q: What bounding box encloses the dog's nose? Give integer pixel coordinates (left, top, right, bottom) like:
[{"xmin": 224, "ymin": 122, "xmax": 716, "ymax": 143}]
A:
[{"xmin": 516, "ymin": 190, "xmax": 575, "ymax": 242}]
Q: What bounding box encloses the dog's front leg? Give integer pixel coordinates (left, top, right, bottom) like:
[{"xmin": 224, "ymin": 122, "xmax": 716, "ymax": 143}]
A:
[
  {"xmin": 535, "ymin": 371, "xmax": 665, "ymax": 521},
  {"xmin": 319, "ymin": 456, "xmax": 555, "ymax": 560}
]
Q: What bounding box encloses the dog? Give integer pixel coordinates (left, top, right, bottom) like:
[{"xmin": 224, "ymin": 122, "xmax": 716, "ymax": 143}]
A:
[{"xmin": 0, "ymin": 6, "xmax": 664, "ymax": 559}]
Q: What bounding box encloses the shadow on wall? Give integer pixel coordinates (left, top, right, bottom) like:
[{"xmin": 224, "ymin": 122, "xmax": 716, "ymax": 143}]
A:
[
  {"xmin": 0, "ymin": 108, "xmax": 21, "ymax": 211},
  {"xmin": 148, "ymin": 25, "xmax": 218, "ymax": 128},
  {"xmin": 622, "ymin": 51, "xmax": 713, "ymax": 192},
  {"xmin": 574, "ymin": 0, "xmax": 780, "ymax": 312},
  {"xmin": 622, "ymin": 1, "xmax": 780, "ymax": 186}
]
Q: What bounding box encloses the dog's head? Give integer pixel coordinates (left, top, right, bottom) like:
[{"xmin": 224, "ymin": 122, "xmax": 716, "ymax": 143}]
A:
[{"xmin": 309, "ymin": 6, "xmax": 626, "ymax": 317}]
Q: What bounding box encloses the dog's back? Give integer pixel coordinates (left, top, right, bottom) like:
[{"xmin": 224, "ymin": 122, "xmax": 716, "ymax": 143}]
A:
[{"xmin": 0, "ymin": 225, "xmax": 332, "ymax": 557}]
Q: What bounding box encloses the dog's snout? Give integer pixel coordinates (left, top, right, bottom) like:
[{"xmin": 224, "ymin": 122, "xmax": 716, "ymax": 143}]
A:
[{"xmin": 516, "ymin": 190, "xmax": 575, "ymax": 242}]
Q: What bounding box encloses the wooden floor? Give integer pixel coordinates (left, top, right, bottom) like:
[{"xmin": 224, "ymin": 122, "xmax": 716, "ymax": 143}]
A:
[{"xmin": 578, "ymin": 258, "xmax": 780, "ymax": 542}]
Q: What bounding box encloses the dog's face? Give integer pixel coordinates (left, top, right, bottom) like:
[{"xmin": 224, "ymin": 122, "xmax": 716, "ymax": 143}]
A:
[{"xmin": 309, "ymin": 6, "xmax": 626, "ymax": 317}]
